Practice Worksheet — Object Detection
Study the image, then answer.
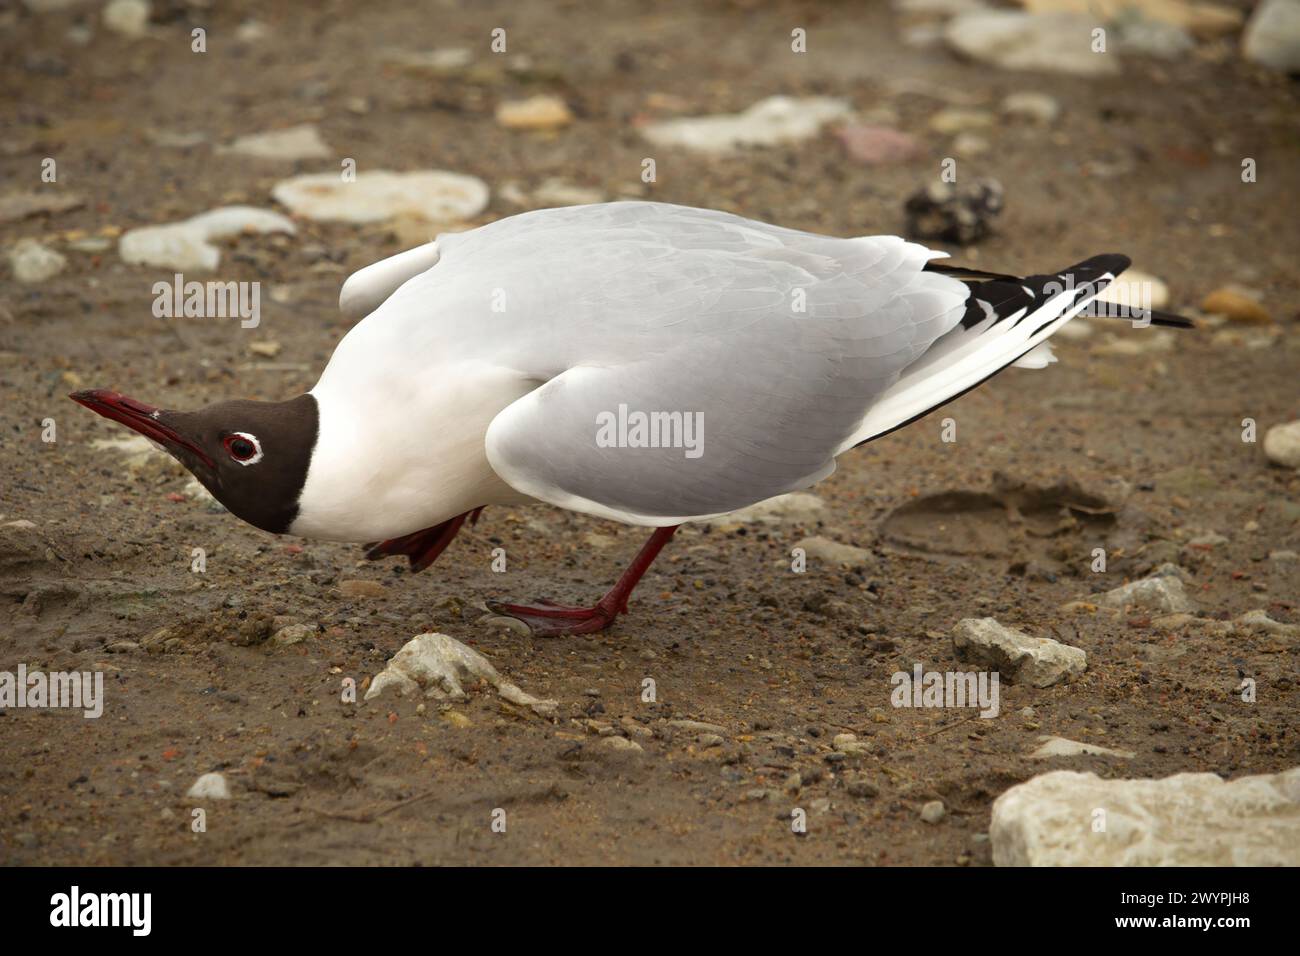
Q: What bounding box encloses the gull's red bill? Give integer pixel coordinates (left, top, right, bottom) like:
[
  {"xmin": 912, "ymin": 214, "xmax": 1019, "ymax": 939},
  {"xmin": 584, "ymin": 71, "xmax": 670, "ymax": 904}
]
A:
[{"xmin": 69, "ymin": 389, "xmax": 215, "ymax": 468}]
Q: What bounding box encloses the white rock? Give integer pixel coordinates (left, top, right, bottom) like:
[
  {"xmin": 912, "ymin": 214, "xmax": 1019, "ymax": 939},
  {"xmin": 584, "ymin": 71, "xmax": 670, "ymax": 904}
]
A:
[
  {"xmin": 601, "ymin": 736, "xmax": 645, "ymax": 755},
  {"xmin": 185, "ymin": 206, "xmax": 296, "ymax": 239},
  {"xmin": 121, "ymin": 227, "xmax": 217, "ymax": 272},
  {"xmin": 833, "ymin": 733, "xmax": 871, "ymax": 755},
  {"xmin": 1263, "ymin": 420, "xmax": 1300, "ymax": 469},
  {"xmin": 1152, "ymin": 560, "xmax": 1191, "ymax": 582},
  {"xmin": 1151, "ymin": 612, "xmax": 1200, "ymax": 631},
  {"xmin": 953, "ymin": 132, "xmax": 990, "ymax": 156},
  {"xmin": 66, "ymin": 237, "xmax": 111, "ymax": 253},
  {"xmin": 705, "ymin": 492, "xmax": 825, "ymax": 527},
  {"xmin": 992, "ymin": 768, "xmax": 1300, "ymax": 865},
  {"xmin": 119, "ymin": 205, "xmax": 296, "ymax": 272},
  {"xmin": 183, "ymin": 477, "xmax": 218, "ymax": 505},
  {"xmin": 103, "ymin": 0, "xmax": 149, "ymax": 37},
  {"xmin": 1099, "ymin": 573, "xmax": 1194, "ymax": 613},
  {"xmin": 235, "ymin": 20, "xmax": 269, "ymax": 42},
  {"xmin": 91, "ymin": 434, "xmax": 160, "ymax": 472},
  {"xmin": 920, "ymin": 800, "xmax": 947, "ymax": 823},
  {"xmin": 1029, "ymin": 736, "xmax": 1135, "ymax": 759},
  {"xmin": 1001, "ymin": 91, "xmax": 1060, "ymax": 123},
  {"xmin": 219, "ymin": 124, "xmax": 330, "ymax": 162},
  {"xmin": 531, "ymin": 178, "xmax": 606, "ymax": 207},
  {"xmin": 0, "ymin": 190, "xmax": 85, "ymax": 223},
  {"xmin": 495, "ymin": 96, "xmax": 573, "ymax": 130},
  {"xmin": 929, "ymin": 107, "xmax": 994, "ymax": 134},
  {"xmin": 1242, "ymin": 0, "xmax": 1300, "ymax": 73},
  {"xmin": 642, "ymin": 96, "xmax": 853, "ymax": 154},
  {"xmin": 271, "ymin": 170, "xmax": 489, "ymax": 224},
  {"xmin": 1235, "ymin": 610, "xmax": 1300, "ymax": 639},
  {"xmin": 186, "ymin": 772, "xmax": 230, "ymax": 800},
  {"xmin": 794, "ymin": 536, "xmax": 871, "ymax": 567},
  {"xmin": 952, "ymin": 618, "xmax": 1086, "ymax": 687},
  {"xmin": 945, "ymin": 11, "xmax": 1121, "ymax": 75},
  {"xmin": 365, "ymin": 632, "xmax": 556, "ymax": 717},
  {"xmin": 503, "ymin": 178, "xmax": 606, "ymax": 208},
  {"xmin": 8, "ymin": 239, "xmax": 67, "ymax": 283}
]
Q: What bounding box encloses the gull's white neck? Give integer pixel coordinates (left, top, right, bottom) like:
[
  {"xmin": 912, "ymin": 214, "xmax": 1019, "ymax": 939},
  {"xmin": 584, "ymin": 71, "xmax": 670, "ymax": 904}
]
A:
[{"xmin": 289, "ymin": 361, "xmax": 536, "ymax": 542}]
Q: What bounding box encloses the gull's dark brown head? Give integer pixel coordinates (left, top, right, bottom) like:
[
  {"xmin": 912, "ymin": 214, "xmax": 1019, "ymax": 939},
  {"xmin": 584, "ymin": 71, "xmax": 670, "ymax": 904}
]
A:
[{"xmin": 70, "ymin": 389, "xmax": 319, "ymax": 534}]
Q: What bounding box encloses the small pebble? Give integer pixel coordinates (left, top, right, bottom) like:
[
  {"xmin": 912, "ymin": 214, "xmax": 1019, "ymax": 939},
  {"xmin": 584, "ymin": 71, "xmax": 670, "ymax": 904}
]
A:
[
  {"xmin": 186, "ymin": 772, "xmax": 230, "ymax": 800},
  {"xmin": 8, "ymin": 239, "xmax": 67, "ymax": 283}
]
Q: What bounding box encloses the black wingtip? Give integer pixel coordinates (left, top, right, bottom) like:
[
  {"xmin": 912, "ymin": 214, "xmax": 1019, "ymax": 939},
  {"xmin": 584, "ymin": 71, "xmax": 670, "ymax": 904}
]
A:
[
  {"xmin": 923, "ymin": 262, "xmax": 1020, "ymax": 282},
  {"xmin": 1146, "ymin": 309, "xmax": 1197, "ymax": 330},
  {"xmin": 1065, "ymin": 253, "xmax": 1131, "ymax": 282}
]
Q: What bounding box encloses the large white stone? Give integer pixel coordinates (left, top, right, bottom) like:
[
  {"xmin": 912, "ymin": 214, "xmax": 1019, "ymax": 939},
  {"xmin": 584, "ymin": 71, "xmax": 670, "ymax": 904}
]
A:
[
  {"xmin": 642, "ymin": 96, "xmax": 852, "ymax": 154},
  {"xmin": 1243, "ymin": 0, "xmax": 1300, "ymax": 72},
  {"xmin": 366, "ymin": 633, "xmax": 556, "ymax": 716},
  {"xmin": 992, "ymin": 768, "xmax": 1300, "ymax": 865},
  {"xmin": 945, "ymin": 11, "xmax": 1122, "ymax": 75},
  {"xmin": 271, "ymin": 170, "xmax": 489, "ymax": 224},
  {"xmin": 952, "ymin": 618, "xmax": 1086, "ymax": 687},
  {"xmin": 1263, "ymin": 420, "xmax": 1300, "ymax": 469},
  {"xmin": 118, "ymin": 205, "xmax": 296, "ymax": 272}
]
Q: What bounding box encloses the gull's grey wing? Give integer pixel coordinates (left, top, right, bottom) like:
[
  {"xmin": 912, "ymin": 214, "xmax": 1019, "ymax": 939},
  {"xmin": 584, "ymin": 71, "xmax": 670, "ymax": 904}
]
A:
[{"xmin": 464, "ymin": 203, "xmax": 967, "ymax": 524}]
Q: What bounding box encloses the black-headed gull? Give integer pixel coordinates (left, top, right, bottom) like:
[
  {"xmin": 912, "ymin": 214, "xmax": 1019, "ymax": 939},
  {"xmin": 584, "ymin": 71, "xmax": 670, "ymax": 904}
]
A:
[{"xmin": 72, "ymin": 202, "xmax": 1189, "ymax": 635}]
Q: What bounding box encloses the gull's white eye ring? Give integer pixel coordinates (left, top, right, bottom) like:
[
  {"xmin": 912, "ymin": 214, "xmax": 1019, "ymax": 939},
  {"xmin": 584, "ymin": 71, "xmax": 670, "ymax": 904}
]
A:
[{"xmin": 223, "ymin": 431, "xmax": 263, "ymax": 465}]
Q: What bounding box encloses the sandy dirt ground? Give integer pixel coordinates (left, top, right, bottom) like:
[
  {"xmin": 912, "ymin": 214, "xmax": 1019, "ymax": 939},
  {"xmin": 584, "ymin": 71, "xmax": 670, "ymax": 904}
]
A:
[{"xmin": 1, "ymin": 0, "xmax": 1297, "ymax": 865}]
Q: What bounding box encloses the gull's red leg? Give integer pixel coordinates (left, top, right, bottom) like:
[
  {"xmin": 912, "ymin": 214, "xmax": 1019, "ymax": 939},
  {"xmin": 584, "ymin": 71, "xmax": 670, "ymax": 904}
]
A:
[
  {"xmin": 488, "ymin": 525, "xmax": 679, "ymax": 637},
  {"xmin": 364, "ymin": 507, "xmax": 484, "ymax": 573}
]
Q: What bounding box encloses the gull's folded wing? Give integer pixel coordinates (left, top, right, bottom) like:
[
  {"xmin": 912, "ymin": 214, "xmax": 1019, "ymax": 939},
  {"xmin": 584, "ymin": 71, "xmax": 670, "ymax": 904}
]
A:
[{"xmin": 474, "ymin": 205, "xmax": 968, "ymax": 525}]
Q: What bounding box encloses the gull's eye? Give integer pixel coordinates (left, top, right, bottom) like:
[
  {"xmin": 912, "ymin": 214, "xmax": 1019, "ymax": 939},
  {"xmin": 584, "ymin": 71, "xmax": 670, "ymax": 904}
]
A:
[{"xmin": 223, "ymin": 432, "xmax": 263, "ymax": 465}]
